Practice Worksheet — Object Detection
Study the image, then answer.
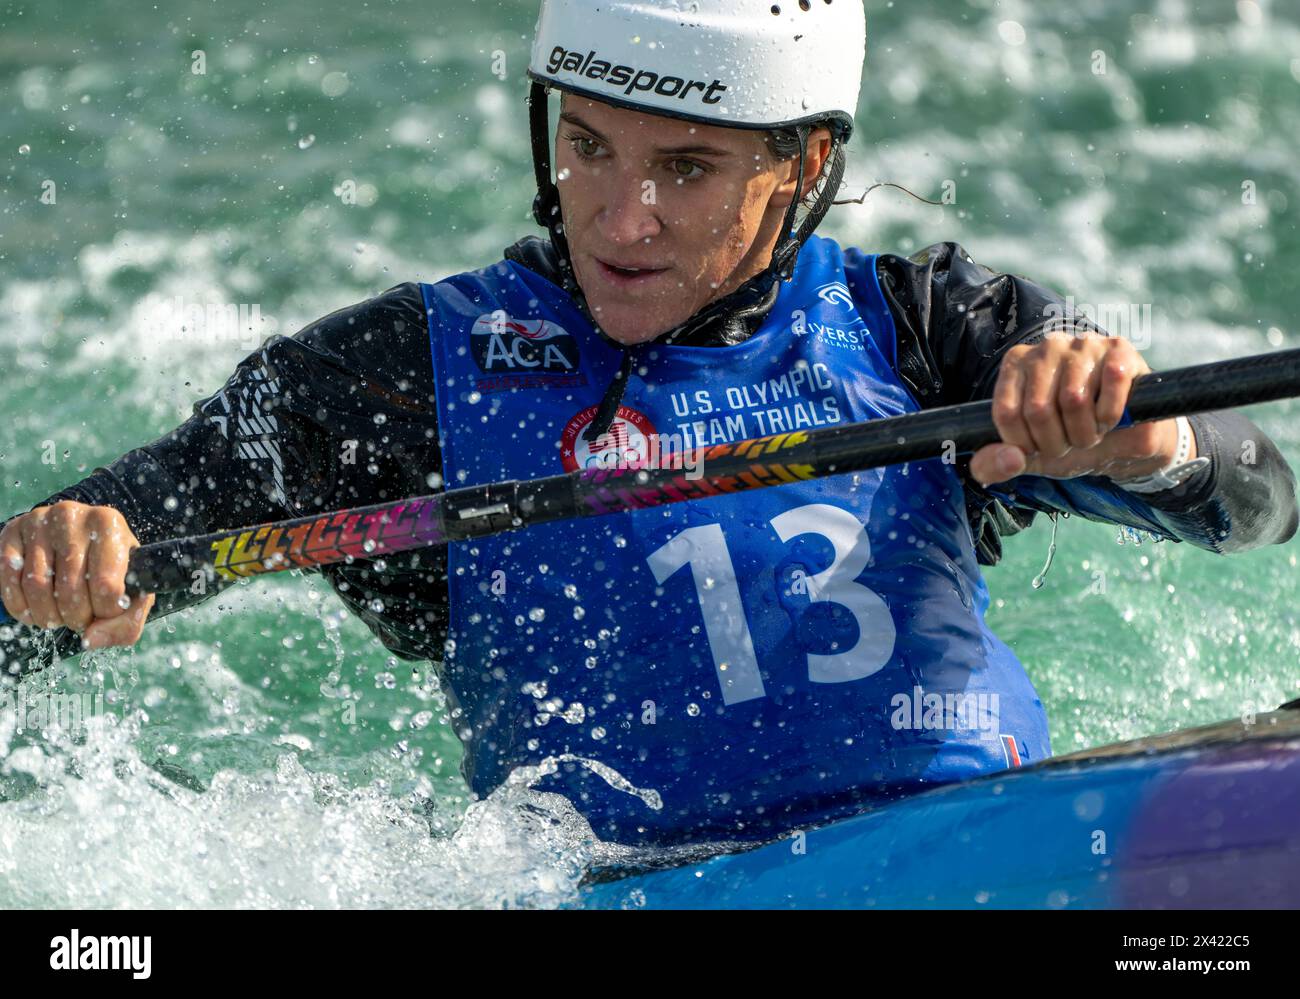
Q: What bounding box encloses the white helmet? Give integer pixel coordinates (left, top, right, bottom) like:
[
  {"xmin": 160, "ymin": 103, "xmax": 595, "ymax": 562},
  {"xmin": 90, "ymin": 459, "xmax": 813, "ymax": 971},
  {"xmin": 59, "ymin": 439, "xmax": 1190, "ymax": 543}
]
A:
[{"xmin": 527, "ymin": 0, "xmax": 866, "ymax": 139}]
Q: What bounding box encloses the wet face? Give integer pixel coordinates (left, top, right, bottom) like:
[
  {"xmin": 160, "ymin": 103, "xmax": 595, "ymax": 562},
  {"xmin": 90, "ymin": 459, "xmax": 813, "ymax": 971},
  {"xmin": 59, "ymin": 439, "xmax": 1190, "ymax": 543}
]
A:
[{"xmin": 554, "ymin": 94, "xmax": 830, "ymax": 346}]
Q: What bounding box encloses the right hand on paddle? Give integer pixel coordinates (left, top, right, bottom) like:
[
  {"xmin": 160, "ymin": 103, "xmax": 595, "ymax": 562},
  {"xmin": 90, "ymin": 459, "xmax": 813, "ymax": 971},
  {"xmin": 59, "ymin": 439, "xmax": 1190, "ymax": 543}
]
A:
[{"xmin": 0, "ymin": 502, "xmax": 154, "ymax": 648}]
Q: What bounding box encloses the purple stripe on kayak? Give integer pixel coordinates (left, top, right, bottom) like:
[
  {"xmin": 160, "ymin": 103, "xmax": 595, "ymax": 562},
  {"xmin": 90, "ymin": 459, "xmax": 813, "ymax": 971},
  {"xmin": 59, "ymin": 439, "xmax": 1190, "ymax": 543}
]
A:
[{"xmin": 1118, "ymin": 741, "xmax": 1300, "ymax": 908}]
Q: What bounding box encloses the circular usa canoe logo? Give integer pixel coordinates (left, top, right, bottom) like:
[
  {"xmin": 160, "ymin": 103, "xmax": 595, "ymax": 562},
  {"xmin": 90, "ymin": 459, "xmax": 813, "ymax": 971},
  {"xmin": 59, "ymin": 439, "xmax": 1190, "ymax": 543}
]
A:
[{"xmin": 560, "ymin": 404, "xmax": 658, "ymax": 472}]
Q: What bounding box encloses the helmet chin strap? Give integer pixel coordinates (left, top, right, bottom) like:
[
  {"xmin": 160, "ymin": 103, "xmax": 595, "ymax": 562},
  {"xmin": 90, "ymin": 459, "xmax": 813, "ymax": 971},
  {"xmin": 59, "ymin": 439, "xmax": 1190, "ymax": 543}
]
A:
[
  {"xmin": 529, "ymin": 84, "xmax": 582, "ymax": 301},
  {"xmin": 527, "ymin": 83, "xmax": 845, "ymax": 440}
]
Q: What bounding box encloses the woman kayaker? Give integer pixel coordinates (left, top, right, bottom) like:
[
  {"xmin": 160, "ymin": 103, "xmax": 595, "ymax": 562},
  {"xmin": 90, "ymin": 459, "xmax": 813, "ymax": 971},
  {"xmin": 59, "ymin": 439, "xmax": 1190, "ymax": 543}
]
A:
[{"xmin": 3, "ymin": 0, "xmax": 1297, "ymax": 846}]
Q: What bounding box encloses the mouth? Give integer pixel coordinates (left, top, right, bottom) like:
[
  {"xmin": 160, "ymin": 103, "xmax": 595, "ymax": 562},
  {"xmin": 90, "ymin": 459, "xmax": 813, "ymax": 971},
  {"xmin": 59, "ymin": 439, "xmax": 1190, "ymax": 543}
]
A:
[{"xmin": 593, "ymin": 257, "xmax": 671, "ymax": 288}]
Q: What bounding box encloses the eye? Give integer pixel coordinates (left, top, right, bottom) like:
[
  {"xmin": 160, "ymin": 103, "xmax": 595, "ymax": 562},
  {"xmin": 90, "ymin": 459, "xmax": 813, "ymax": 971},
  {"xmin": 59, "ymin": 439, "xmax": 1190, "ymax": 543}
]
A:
[
  {"xmin": 567, "ymin": 134, "xmax": 603, "ymax": 160},
  {"xmin": 670, "ymin": 159, "xmax": 707, "ymax": 181}
]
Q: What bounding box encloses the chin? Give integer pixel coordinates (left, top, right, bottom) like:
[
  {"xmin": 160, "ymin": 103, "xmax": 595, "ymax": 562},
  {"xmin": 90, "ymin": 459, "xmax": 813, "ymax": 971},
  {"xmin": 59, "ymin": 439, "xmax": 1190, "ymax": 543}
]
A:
[
  {"xmin": 599, "ymin": 323, "xmax": 665, "ymax": 347},
  {"xmin": 589, "ymin": 304, "xmax": 682, "ymax": 346}
]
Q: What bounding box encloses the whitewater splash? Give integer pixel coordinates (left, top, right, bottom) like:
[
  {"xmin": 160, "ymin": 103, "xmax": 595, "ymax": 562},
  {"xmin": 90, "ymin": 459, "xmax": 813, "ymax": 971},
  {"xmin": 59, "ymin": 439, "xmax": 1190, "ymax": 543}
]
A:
[{"xmin": 0, "ymin": 665, "xmax": 668, "ymax": 909}]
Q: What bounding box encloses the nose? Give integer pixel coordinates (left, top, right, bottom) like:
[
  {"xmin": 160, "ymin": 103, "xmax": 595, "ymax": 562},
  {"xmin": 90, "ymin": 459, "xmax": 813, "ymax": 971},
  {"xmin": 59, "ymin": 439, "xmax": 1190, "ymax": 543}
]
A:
[{"xmin": 594, "ymin": 165, "xmax": 663, "ymax": 246}]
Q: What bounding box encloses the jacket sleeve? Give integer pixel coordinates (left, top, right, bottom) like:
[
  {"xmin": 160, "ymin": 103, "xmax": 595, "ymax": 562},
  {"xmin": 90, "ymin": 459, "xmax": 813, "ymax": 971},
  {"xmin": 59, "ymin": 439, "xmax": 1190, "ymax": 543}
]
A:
[
  {"xmin": 0, "ymin": 357, "xmax": 298, "ymax": 677},
  {"xmin": 1, "ymin": 283, "xmax": 447, "ymax": 678},
  {"xmin": 875, "ymin": 241, "xmax": 1300, "ymax": 559}
]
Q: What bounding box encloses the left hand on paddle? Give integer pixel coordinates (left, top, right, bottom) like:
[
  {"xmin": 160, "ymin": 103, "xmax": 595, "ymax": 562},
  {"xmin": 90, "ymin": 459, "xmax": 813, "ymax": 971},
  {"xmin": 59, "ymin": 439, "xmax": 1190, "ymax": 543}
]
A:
[{"xmin": 969, "ymin": 332, "xmax": 1193, "ymax": 487}]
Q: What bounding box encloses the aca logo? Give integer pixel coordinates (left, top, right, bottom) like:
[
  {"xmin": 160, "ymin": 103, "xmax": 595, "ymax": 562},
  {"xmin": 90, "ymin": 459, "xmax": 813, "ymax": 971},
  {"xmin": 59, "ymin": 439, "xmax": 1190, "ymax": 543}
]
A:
[
  {"xmin": 560, "ymin": 405, "xmax": 659, "ymax": 473},
  {"xmin": 471, "ymin": 313, "xmax": 581, "ymax": 373}
]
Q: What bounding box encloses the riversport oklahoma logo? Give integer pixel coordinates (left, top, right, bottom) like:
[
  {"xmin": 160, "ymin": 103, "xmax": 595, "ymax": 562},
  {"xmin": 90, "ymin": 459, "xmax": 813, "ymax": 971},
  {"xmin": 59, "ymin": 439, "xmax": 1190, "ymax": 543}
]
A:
[
  {"xmin": 560, "ymin": 404, "xmax": 659, "ymax": 473},
  {"xmin": 546, "ymin": 45, "xmax": 728, "ymax": 105},
  {"xmin": 790, "ymin": 284, "xmax": 871, "ymax": 350},
  {"xmin": 792, "ymin": 311, "xmax": 870, "ymax": 351},
  {"xmin": 470, "ymin": 313, "xmax": 580, "ymax": 374}
]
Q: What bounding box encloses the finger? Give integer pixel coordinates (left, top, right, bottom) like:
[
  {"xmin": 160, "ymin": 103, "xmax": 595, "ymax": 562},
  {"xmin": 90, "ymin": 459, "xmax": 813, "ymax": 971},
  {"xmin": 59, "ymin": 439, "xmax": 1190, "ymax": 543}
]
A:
[
  {"xmin": 1095, "ymin": 339, "xmax": 1138, "ymax": 433},
  {"xmin": 83, "ymin": 592, "xmax": 155, "ymax": 650},
  {"xmin": 990, "ymin": 353, "xmax": 1035, "ymax": 454},
  {"xmin": 0, "ymin": 521, "xmax": 32, "ymax": 626},
  {"xmin": 1057, "ymin": 345, "xmax": 1104, "ymax": 450},
  {"xmin": 969, "ymin": 442, "xmax": 1028, "ymax": 486},
  {"xmin": 18, "ymin": 513, "xmax": 62, "ymax": 629},
  {"xmin": 48, "ymin": 504, "xmax": 93, "ymax": 632},
  {"xmin": 1021, "ymin": 349, "xmax": 1070, "ymax": 458},
  {"xmin": 85, "ymin": 511, "xmax": 132, "ymax": 622}
]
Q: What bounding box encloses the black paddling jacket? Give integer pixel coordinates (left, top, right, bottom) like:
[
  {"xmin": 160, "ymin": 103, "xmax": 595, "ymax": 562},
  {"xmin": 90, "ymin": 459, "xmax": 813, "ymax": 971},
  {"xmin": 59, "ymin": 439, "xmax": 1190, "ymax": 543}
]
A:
[{"xmin": 3, "ymin": 239, "xmax": 1296, "ymax": 675}]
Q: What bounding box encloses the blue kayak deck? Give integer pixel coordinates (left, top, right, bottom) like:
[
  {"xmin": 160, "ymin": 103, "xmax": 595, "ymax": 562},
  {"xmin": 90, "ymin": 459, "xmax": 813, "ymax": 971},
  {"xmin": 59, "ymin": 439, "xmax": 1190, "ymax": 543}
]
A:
[{"xmin": 579, "ymin": 709, "xmax": 1300, "ymax": 909}]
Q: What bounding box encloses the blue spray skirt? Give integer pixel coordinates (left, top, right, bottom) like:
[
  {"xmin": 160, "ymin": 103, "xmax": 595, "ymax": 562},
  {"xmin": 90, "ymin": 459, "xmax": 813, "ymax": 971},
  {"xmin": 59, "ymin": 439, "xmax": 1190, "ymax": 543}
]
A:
[{"xmin": 578, "ymin": 709, "xmax": 1300, "ymax": 909}]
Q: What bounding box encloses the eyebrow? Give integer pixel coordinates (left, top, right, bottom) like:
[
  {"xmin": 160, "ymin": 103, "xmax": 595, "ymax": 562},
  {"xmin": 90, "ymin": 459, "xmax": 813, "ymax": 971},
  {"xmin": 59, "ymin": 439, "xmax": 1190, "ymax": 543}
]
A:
[{"xmin": 558, "ymin": 111, "xmax": 735, "ymax": 157}]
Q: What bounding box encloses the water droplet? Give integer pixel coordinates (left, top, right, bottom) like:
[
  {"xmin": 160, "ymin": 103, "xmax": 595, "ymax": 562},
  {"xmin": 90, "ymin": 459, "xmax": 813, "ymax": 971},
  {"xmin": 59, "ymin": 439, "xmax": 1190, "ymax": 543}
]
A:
[
  {"xmin": 17, "ymin": 144, "xmax": 31, "ymax": 155},
  {"xmin": 998, "ymin": 20, "xmax": 1027, "ymax": 46},
  {"xmin": 1031, "ymin": 513, "xmax": 1061, "ymax": 589},
  {"xmin": 321, "ymin": 71, "xmax": 350, "ymax": 97},
  {"xmin": 297, "ymin": 134, "xmax": 316, "ymax": 150}
]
